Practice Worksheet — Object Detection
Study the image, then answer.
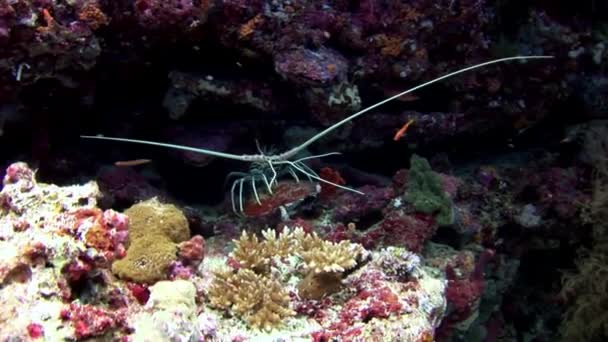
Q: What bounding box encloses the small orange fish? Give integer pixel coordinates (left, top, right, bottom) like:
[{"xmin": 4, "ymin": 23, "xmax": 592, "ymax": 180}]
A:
[
  {"xmin": 114, "ymin": 159, "xmax": 152, "ymax": 167},
  {"xmin": 393, "ymin": 119, "xmax": 415, "ymax": 141}
]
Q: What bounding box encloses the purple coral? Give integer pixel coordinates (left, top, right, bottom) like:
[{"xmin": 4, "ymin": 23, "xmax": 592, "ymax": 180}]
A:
[
  {"xmin": 134, "ymin": 0, "xmax": 210, "ymax": 30},
  {"xmin": 332, "ymin": 185, "xmax": 394, "ymax": 224},
  {"xmin": 274, "ymin": 47, "xmax": 349, "ymax": 86},
  {"xmin": 97, "ymin": 166, "xmax": 163, "ymax": 207}
]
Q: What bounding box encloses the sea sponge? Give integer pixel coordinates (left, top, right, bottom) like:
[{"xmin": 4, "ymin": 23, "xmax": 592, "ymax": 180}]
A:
[{"xmin": 112, "ymin": 198, "xmax": 190, "ymax": 283}]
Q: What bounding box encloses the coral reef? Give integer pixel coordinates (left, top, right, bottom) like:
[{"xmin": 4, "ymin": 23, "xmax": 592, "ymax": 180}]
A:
[
  {"xmin": 200, "ymin": 225, "xmax": 447, "ymax": 340},
  {"xmin": 0, "ymin": 0, "xmax": 605, "ymax": 340},
  {"xmin": 208, "ymin": 227, "xmax": 367, "ymax": 330},
  {"xmin": 0, "ymin": 127, "xmax": 597, "ymax": 340},
  {"xmin": 129, "ymin": 279, "xmax": 201, "ymax": 341},
  {"xmin": 208, "ymin": 267, "xmax": 295, "ymax": 331},
  {"xmin": 0, "ymin": 162, "xmax": 130, "ymax": 339}
]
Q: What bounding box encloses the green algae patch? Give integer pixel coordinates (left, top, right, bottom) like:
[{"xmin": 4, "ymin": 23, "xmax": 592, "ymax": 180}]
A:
[{"xmin": 407, "ymin": 154, "xmax": 454, "ymax": 227}]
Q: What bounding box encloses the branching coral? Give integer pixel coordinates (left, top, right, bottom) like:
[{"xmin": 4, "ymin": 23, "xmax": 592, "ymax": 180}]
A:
[
  {"xmin": 208, "ymin": 227, "xmax": 368, "ymax": 330},
  {"xmin": 230, "ymin": 227, "xmax": 366, "ymax": 275},
  {"xmin": 208, "ymin": 268, "xmax": 294, "ymax": 331},
  {"xmin": 230, "ymin": 228, "xmax": 294, "ymax": 273},
  {"xmin": 299, "ymin": 239, "xmax": 363, "ymax": 274}
]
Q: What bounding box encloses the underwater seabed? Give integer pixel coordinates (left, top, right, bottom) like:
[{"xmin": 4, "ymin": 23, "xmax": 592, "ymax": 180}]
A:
[
  {"xmin": 0, "ymin": 162, "xmax": 449, "ymax": 341},
  {"xmin": 0, "ymin": 120, "xmax": 591, "ymax": 341}
]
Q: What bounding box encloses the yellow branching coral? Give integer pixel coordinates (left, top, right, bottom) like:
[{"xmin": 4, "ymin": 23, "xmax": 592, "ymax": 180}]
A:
[
  {"xmin": 300, "ymin": 239, "xmax": 364, "ymax": 274},
  {"xmin": 209, "ymin": 227, "xmax": 367, "ymax": 329},
  {"xmin": 207, "ymin": 267, "xmax": 239, "ymax": 309},
  {"xmin": 207, "ymin": 268, "xmax": 294, "ymax": 331},
  {"xmin": 230, "ymin": 228, "xmax": 295, "ymax": 273},
  {"xmin": 230, "ymin": 227, "xmax": 365, "ymax": 274},
  {"xmin": 230, "ymin": 231, "xmax": 269, "ymax": 273},
  {"xmin": 212, "ymin": 226, "xmax": 368, "ymax": 325}
]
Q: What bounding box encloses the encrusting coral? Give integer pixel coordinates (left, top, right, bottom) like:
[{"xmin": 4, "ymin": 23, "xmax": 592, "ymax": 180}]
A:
[
  {"xmin": 112, "ymin": 198, "xmax": 190, "ymax": 283},
  {"xmin": 207, "ymin": 227, "xmax": 368, "ymax": 330}
]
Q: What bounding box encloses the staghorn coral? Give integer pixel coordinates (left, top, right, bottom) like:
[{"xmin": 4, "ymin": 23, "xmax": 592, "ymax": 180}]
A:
[
  {"xmin": 230, "ymin": 227, "xmax": 366, "ymax": 275},
  {"xmin": 299, "ymin": 239, "xmax": 364, "ymax": 274},
  {"xmin": 229, "ymin": 228, "xmax": 292, "ymax": 273},
  {"xmin": 207, "ymin": 268, "xmax": 294, "ymax": 331},
  {"xmin": 296, "ymin": 230, "xmax": 367, "ymax": 300},
  {"xmin": 209, "ymin": 227, "xmax": 368, "ymax": 329}
]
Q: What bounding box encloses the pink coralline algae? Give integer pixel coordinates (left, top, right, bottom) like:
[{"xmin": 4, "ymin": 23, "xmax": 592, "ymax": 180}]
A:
[
  {"xmin": 274, "ymin": 46, "xmax": 361, "ymax": 125},
  {"xmin": 529, "ymin": 167, "xmax": 588, "ymax": 220},
  {"xmin": 178, "ymin": 235, "xmax": 205, "ymax": 265},
  {"xmin": 301, "ymin": 246, "xmax": 446, "ymax": 341},
  {"xmin": 318, "ymin": 167, "xmax": 346, "ymax": 200},
  {"xmin": 164, "ymin": 72, "xmax": 279, "ymax": 120},
  {"xmin": 165, "ymin": 125, "xmax": 235, "ymax": 166},
  {"xmin": 134, "ymin": 0, "xmax": 212, "ymax": 31},
  {"xmin": 445, "ymin": 276, "xmax": 484, "ymax": 318},
  {"xmin": 378, "ymin": 211, "xmax": 438, "ymax": 253},
  {"xmin": 332, "ymin": 184, "xmax": 394, "ymax": 223},
  {"xmin": 60, "ymin": 303, "xmax": 128, "ymax": 339},
  {"xmin": 168, "ymin": 261, "xmax": 196, "ymax": 280},
  {"xmin": 26, "ymin": 322, "xmax": 44, "ymax": 339},
  {"xmin": 274, "ymin": 47, "xmax": 349, "ymax": 86},
  {"xmin": 61, "ymin": 259, "xmax": 93, "ymax": 285},
  {"xmin": 0, "ymin": 1, "xmax": 102, "ymax": 92},
  {"xmin": 127, "ymin": 282, "xmax": 151, "ymax": 305},
  {"xmin": 64, "ymin": 207, "xmax": 129, "ymax": 262},
  {"xmin": 436, "ymin": 249, "xmax": 495, "ymax": 338},
  {"xmin": 4, "ymin": 162, "xmax": 34, "ymax": 184},
  {"xmin": 0, "ymin": 162, "xmax": 134, "ymax": 339},
  {"xmin": 325, "ymin": 209, "xmax": 439, "ymax": 252}
]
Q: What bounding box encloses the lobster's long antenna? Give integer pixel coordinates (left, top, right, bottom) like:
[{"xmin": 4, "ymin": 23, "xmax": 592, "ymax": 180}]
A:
[
  {"xmin": 278, "ymin": 55, "xmax": 554, "ymax": 159},
  {"xmin": 79, "ymin": 135, "xmax": 253, "ymax": 161},
  {"xmin": 81, "ymin": 55, "xmax": 554, "ymax": 161}
]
